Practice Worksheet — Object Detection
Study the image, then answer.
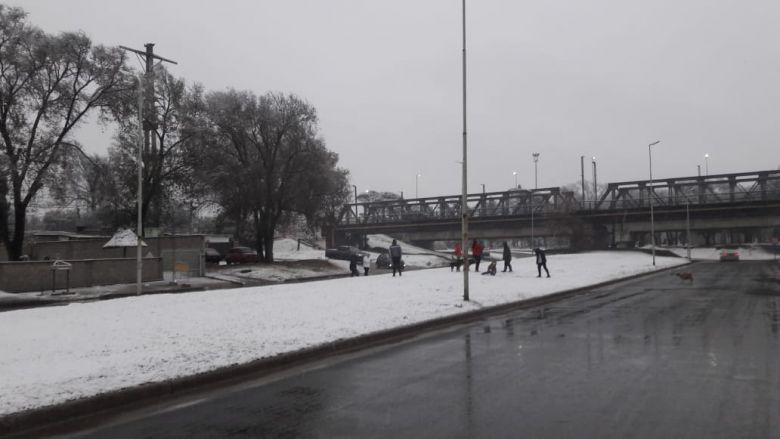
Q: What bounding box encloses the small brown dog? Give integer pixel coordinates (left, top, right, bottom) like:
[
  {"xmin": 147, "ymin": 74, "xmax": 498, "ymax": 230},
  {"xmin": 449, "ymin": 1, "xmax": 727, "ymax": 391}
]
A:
[{"xmin": 673, "ymin": 271, "xmax": 694, "ymax": 282}]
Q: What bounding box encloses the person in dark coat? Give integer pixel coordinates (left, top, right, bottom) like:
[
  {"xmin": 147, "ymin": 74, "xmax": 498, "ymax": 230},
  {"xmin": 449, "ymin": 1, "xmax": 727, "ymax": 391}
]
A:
[
  {"xmin": 471, "ymin": 239, "xmax": 483, "ymax": 272},
  {"xmin": 389, "ymin": 239, "xmax": 403, "ymax": 277},
  {"xmin": 349, "ymin": 253, "xmax": 360, "ymax": 277},
  {"xmin": 534, "ymin": 247, "xmax": 550, "ymax": 278},
  {"xmin": 502, "ymin": 241, "xmax": 513, "ymax": 272}
]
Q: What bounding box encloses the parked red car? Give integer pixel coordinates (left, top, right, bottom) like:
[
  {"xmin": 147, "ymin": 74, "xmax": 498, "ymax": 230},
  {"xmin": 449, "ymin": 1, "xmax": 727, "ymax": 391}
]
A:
[{"xmin": 225, "ymin": 247, "xmax": 258, "ymax": 264}]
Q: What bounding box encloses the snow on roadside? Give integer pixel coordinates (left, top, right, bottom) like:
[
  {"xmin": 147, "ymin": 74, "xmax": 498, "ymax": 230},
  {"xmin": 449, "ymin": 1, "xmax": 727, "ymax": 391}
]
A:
[
  {"xmin": 656, "ymin": 246, "xmax": 778, "ymax": 260},
  {"xmin": 272, "ymin": 238, "xmax": 327, "ymax": 261},
  {"xmin": 0, "ymin": 251, "xmax": 685, "ymax": 416}
]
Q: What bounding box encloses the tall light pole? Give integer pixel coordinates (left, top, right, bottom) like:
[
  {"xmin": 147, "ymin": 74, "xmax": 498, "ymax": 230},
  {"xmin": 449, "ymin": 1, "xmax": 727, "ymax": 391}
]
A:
[
  {"xmin": 415, "ymin": 172, "xmax": 422, "ymax": 198},
  {"xmin": 648, "ymin": 140, "xmax": 660, "ymax": 266},
  {"xmin": 119, "ymin": 44, "xmax": 177, "ymax": 296},
  {"xmin": 460, "ymin": 0, "xmax": 469, "ymax": 301},
  {"xmin": 532, "ymin": 152, "xmax": 540, "ymax": 189},
  {"xmin": 686, "ymin": 202, "xmax": 691, "ymax": 260},
  {"xmin": 531, "ymin": 153, "xmax": 539, "ymax": 249},
  {"xmin": 513, "ymin": 171, "xmax": 518, "ymax": 189},
  {"xmin": 580, "ymin": 155, "xmax": 586, "ymax": 205},
  {"xmin": 135, "ymin": 75, "xmax": 144, "ymax": 296},
  {"xmin": 592, "ymin": 156, "xmax": 598, "ymax": 206},
  {"xmin": 698, "ymin": 164, "xmax": 701, "ymax": 177},
  {"xmin": 351, "ymin": 184, "xmax": 358, "ymax": 223},
  {"xmin": 704, "ymin": 153, "xmax": 709, "ymax": 176}
]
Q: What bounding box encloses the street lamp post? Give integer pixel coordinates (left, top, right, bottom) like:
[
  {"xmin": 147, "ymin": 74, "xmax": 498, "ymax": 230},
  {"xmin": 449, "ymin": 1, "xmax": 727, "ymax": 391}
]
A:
[
  {"xmin": 460, "ymin": 0, "xmax": 469, "ymax": 301},
  {"xmin": 531, "ymin": 153, "xmax": 539, "ymax": 249},
  {"xmin": 648, "ymin": 140, "xmax": 660, "ymax": 266},
  {"xmin": 532, "ymin": 152, "xmax": 540, "ymax": 189},
  {"xmin": 580, "ymin": 155, "xmax": 586, "ymax": 205},
  {"xmin": 592, "ymin": 156, "xmax": 598, "ymax": 207},
  {"xmin": 704, "ymin": 154, "xmax": 709, "ymax": 176},
  {"xmin": 352, "ymin": 184, "xmax": 358, "ymax": 223},
  {"xmin": 416, "ymin": 172, "xmax": 421, "ymax": 199},
  {"xmin": 698, "ymin": 165, "xmax": 701, "ymax": 177},
  {"xmin": 686, "ymin": 202, "xmax": 691, "ymax": 260},
  {"xmin": 513, "ymin": 171, "xmax": 517, "ymax": 189}
]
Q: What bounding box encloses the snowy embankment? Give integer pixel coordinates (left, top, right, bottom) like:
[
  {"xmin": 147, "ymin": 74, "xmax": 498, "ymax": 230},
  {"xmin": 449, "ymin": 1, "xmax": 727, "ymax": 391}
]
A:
[{"xmin": 0, "ymin": 251, "xmax": 685, "ymax": 416}]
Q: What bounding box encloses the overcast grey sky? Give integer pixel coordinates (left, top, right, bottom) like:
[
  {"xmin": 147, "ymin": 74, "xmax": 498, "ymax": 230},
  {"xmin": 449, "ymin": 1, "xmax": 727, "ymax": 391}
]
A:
[{"xmin": 14, "ymin": 0, "xmax": 780, "ymax": 198}]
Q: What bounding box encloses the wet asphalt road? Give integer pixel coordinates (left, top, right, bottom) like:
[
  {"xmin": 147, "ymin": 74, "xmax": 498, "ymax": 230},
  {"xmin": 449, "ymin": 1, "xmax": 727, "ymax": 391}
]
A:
[{"xmin": 68, "ymin": 261, "xmax": 780, "ymax": 439}]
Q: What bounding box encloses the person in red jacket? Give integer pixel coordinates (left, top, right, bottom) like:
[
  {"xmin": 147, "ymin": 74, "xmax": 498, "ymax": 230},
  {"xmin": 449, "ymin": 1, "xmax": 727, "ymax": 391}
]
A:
[
  {"xmin": 471, "ymin": 239, "xmax": 483, "ymax": 272},
  {"xmin": 452, "ymin": 241, "xmax": 463, "ymax": 272}
]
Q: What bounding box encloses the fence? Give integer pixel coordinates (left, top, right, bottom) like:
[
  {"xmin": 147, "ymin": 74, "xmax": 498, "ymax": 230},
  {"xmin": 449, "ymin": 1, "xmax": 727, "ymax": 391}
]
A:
[{"xmin": 160, "ymin": 249, "xmax": 203, "ymax": 281}]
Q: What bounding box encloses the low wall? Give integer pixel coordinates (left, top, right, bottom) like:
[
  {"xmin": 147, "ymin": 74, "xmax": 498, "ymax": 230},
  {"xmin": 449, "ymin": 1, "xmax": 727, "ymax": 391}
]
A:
[
  {"xmin": 0, "ymin": 258, "xmax": 163, "ymax": 293},
  {"xmin": 32, "ymin": 235, "xmax": 205, "ymax": 260},
  {"xmin": 31, "ymin": 235, "xmax": 205, "ymax": 276}
]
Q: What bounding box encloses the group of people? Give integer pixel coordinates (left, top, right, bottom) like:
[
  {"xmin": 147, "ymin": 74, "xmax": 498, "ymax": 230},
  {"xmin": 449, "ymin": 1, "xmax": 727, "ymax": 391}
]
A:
[
  {"xmin": 349, "ymin": 252, "xmax": 372, "ymax": 277},
  {"xmin": 349, "ymin": 238, "xmax": 550, "ymax": 279},
  {"xmin": 349, "ymin": 239, "xmax": 404, "ymax": 277},
  {"xmin": 451, "ymin": 240, "xmax": 550, "ymax": 278}
]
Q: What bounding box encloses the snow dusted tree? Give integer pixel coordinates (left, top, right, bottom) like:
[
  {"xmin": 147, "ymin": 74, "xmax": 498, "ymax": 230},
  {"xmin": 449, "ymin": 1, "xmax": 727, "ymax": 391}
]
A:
[
  {"xmin": 298, "ymin": 163, "xmax": 351, "ymax": 249},
  {"xmin": 0, "ymin": 6, "xmax": 130, "ymax": 259},
  {"xmin": 107, "ymin": 67, "xmax": 202, "ymax": 232},
  {"xmin": 201, "ymin": 90, "xmax": 344, "ymax": 262}
]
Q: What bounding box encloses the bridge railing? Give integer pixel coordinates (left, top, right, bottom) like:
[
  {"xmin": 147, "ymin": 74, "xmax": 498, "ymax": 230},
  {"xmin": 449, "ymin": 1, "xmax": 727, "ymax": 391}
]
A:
[{"xmin": 586, "ymin": 189, "xmax": 780, "ymax": 211}]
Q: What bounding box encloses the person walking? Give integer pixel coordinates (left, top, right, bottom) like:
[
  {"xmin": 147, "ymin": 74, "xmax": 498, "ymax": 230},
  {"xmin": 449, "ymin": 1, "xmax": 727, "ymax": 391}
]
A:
[
  {"xmin": 453, "ymin": 241, "xmax": 463, "ymax": 272},
  {"xmin": 534, "ymin": 247, "xmax": 550, "ymax": 278},
  {"xmin": 502, "ymin": 241, "xmax": 513, "ymax": 272},
  {"xmin": 389, "ymin": 239, "xmax": 403, "ymax": 277},
  {"xmin": 471, "ymin": 239, "xmax": 483, "ymax": 272},
  {"xmin": 349, "ymin": 253, "xmax": 360, "ymax": 277},
  {"xmin": 362, "ymin": 253, "xmax": 371, "ymax": 276}
]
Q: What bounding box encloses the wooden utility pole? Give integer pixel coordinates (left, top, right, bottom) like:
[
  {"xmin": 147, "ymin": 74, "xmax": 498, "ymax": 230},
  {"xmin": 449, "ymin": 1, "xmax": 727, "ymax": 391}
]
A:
[{"xmin": 119, "ymin": 44, "xmax": 177, "ymax": 296}]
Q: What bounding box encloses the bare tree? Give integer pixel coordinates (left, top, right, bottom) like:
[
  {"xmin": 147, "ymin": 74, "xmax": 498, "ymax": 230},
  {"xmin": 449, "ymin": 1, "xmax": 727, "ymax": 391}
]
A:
[
  {"xmin": 109, "ymin": 68, "xmax": 201, "ymax": 231},
  {"xmin": 0, "ymin": 6, "xmax": 130, "ymax": 259}
]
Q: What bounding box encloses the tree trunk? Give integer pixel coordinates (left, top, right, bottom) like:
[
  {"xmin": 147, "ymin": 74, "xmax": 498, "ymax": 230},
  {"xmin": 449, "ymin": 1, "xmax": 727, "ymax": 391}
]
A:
[
  {"xmin": 252, "ymin": 209, "xmax": 264, "ymax": 261},
  {"xmin": 7, "ymin": 200, "xmax": 27, "ymax": 261},
  {"xmin": 262, "ymin": 222, "xmax": 275, "ymax": 263},
  {"xmin": 322, "ymin": 224, "xmax": 335, "ymax": 249}
]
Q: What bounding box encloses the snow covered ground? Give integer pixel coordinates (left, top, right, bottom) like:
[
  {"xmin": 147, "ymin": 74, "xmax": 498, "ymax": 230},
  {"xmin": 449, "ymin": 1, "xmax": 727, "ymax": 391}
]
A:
[
  {"xmin": 651, "ymin": 245, "xmax": 778, "ymax": 261},
  {"xmin": 0, "ymin": 251, "xmax": 685, "ymax": 416},
  {"xmin": 217, "ymin": 236, "xmax": 451, "ymax": 281}
]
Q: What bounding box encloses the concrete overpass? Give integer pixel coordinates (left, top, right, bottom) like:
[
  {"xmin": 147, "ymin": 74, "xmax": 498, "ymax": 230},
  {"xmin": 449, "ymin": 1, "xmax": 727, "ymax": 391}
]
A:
[{"xmin": 336, "ymin": 170, "xmax": 780, "ymax": 249}]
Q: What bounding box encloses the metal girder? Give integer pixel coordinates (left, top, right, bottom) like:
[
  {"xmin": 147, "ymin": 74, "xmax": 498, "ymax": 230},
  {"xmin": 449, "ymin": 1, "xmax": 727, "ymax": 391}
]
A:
[{"xmin": 340, "ymin": 170, "xmax": 780, "ymax": 226}]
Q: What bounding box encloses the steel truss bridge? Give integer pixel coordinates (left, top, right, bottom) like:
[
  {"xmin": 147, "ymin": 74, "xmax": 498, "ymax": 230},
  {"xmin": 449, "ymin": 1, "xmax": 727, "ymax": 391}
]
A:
[{"xmin": 337, "ymin": 170, "xmax": 780, "ymax": 248}]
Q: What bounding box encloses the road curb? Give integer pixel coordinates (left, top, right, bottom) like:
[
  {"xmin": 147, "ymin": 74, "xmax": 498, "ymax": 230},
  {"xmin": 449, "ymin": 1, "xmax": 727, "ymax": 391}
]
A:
[{"xmin": 0, "ymin": 261, "xmax": 692, "ymax": 437}]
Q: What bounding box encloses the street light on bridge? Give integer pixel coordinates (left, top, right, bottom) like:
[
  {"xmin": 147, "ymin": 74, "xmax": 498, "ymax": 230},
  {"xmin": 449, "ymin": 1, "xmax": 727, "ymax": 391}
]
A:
[
  {"xmin": 532, "ymin": 152, "xmax": 540, "ymax": 189},
  {"xmin": 513, "ymin": 171, "xmax": 518, "ymax": 189},
  {"xmin": 531, "ymin": 153, "xmax": 540, "ymax": 248},
  {"xmin": 704, "ymin": 153, "xmax": 709, "ymax": 176},
  {"xmin": 648, "ymin": 140, "xmax": 660, "ymax": 266},
  {"xmin": 592, "ymin": 156, "xmax": 598, "ymax": 205},
  {"xmin": 415, "ymin": 171, "xmax": 422, "ymax": 199}
]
